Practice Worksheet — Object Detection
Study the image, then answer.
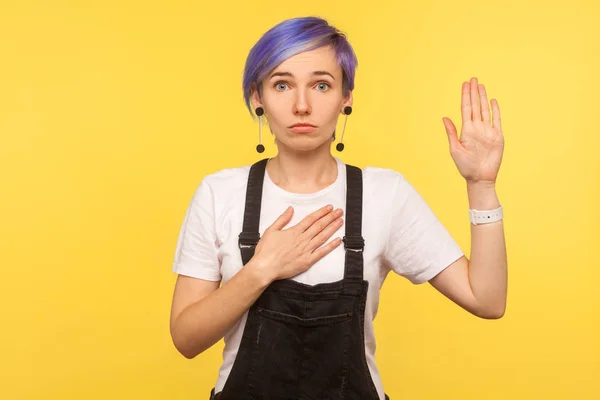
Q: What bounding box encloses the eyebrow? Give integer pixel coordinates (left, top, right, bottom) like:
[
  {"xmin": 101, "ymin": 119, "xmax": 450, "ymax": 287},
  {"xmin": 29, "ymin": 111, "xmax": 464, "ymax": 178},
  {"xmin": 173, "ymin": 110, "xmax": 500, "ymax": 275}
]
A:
[{"xmin": 268, "ymin": 70, "xmax": 336, "ymax": 80}]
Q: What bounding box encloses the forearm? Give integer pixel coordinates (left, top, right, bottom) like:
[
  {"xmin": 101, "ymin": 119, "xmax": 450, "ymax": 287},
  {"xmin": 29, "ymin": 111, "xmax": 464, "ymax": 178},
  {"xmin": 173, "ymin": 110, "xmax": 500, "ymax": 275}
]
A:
[
  {"xmin": 466, "ymin": 182, "xmax": 508, "ymax": 317},
  {"xmin": 172, "ymin": 259, "xmax": 272, "ymax": 359}
]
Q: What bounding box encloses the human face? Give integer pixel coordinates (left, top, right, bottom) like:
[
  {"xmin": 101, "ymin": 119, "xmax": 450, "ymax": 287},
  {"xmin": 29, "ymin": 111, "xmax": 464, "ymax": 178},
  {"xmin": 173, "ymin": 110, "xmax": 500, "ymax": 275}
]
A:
[{"xmin": 252, "ymin": 46, "xmax": 352, "ymax": 153}]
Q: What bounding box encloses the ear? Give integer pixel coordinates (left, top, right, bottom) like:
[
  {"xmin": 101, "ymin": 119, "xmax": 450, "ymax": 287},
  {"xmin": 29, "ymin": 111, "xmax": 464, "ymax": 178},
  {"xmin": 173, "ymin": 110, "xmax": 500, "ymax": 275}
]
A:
[
  {"xmin": 250, "ymin": 83, "xmax": 263, "ymax": 111},
  {"xmin": 341, "ymin": 91, "xmax": 353, "ymax": 113}
]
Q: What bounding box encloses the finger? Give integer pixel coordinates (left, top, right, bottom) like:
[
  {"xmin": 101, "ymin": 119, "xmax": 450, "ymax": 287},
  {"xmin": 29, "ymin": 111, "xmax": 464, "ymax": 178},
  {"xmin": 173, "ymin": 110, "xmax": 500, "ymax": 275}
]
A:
[
  {"xmin": 470, "ymin": 77, "xmax": 481, "ymax": 121},
  {"xmin": 442, "ymin": 117, "xmax": 460, "ymax": 152},
  {"xmin": 479, "ymin": 84, "xmax": 491, "ymax": 124},
  {"xmin": 294, "ymin": 204, "xmax": 334, "ymax": 232},
  {"xmin": 491, "ymin": 99, "xmax": 502, "ymax": 131},
  {"xmin": 300, "ymin": 207, "xmax": 342, "ymax": 239},
  {"xmin": 461, "ymin": 82, "xmax": 471, "ymax": 123},
  {"xmin": 309, "ymin": 237, "xmax": 343, "ymax": 264},
  {"xmin": 306, "ymin": 215, "xmax": 344, "ymax": 251},
  {"xmin": 264, "ymin": 206, "xmax": 294, "ymax": 233}
]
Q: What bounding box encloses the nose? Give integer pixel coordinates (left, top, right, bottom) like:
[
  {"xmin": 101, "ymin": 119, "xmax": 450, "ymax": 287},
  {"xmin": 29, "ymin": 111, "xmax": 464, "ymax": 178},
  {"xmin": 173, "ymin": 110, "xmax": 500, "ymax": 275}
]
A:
[{"xmin": 293, "ymin": 89, "xmax": 311, "ymax": 115}]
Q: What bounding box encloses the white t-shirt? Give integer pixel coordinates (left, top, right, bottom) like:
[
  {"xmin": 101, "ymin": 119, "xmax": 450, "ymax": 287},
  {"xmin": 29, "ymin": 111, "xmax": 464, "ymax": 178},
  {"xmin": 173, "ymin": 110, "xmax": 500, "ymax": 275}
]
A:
[{"xmin": 172, "ymin": 157, "xmax": 464, "ymax": 400}]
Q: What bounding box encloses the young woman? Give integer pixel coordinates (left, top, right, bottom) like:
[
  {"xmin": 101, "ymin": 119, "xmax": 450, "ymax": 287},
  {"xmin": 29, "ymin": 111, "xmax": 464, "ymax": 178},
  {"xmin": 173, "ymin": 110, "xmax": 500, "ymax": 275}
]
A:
[{"xmin": 169, "ymin": 16, "xmax": 507, "ymax": 400}]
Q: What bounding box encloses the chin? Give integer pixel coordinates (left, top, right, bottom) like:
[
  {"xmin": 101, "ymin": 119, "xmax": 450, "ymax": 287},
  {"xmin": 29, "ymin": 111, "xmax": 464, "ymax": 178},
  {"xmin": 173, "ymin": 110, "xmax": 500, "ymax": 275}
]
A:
[{"xmin": 277, "ymin": 136, "xmax": 333, "ymax": 153}]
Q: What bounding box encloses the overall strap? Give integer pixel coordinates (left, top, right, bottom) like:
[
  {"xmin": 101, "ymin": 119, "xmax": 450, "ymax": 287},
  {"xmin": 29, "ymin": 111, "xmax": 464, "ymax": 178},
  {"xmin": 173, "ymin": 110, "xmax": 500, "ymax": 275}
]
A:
[
  {"xmin": 238, "ymin": 158, "xmax": 268, "ymax": 265},
  {"xmin": 343, "ymin": 164, "xmax": 365, "ymax": 281},
  {"xmin": 238, "ymin": 159, "xmax": 365, "ymax": 282}
]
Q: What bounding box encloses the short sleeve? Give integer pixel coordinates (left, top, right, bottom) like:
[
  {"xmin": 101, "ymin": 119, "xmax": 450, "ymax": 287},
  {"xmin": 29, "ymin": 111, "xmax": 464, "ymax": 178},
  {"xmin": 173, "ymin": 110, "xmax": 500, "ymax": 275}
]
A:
[
  {"xmin": 172, "ymin": 179, "xmax": 222, "ymax": 281},
  {"xmin": 383, "ymin": 173, "xmax": 464, "ymax": 284}
]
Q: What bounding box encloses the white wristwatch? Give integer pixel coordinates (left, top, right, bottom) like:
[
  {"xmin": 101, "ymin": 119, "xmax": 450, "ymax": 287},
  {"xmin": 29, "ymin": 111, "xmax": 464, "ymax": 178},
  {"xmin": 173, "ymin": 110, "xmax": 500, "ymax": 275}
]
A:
[{"xmin": 469, "ymin": 205, "xmax": 503, "ymax": 225}]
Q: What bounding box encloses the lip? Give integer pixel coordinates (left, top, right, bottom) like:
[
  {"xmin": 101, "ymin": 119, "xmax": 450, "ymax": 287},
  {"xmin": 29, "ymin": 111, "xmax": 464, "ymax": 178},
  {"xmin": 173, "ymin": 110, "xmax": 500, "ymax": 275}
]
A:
[{"xmin": 288, "ymin": 123, "xmax": 317, "ymax": 133}]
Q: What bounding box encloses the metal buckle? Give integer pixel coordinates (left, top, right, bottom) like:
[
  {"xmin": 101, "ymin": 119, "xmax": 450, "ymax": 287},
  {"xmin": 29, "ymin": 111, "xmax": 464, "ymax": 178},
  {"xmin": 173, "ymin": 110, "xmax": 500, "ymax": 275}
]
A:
[
  {"xmin": 238, "ymin": 232, "xmax": 260, "ymax": 249},
  {"xmin": 343, "ymin": 236, "xmax": 364, "ymax": 252}
]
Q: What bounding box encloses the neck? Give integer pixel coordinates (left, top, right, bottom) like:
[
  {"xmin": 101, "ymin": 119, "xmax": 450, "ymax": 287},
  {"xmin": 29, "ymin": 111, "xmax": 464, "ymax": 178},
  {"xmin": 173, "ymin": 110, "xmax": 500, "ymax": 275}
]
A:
[{"xmin": 267, "ymin": 143, "xmax": 338, "ymax": 194}]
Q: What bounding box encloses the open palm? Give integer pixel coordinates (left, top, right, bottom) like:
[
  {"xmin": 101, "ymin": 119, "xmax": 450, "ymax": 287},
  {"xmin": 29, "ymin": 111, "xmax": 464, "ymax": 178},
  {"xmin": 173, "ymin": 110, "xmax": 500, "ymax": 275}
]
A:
[{"xmin": 442, "ymin": 77, "xmax": 504, "ymax": 184}]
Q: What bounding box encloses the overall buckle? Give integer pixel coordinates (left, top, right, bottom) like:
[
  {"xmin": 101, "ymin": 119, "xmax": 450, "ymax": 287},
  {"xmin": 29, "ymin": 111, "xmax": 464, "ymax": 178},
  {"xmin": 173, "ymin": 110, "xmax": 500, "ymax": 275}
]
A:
[
  {"xmin": 343, "ymin": 236, "xmax": 365, "ymax": 252},
  {"xmin": 238, "ymin": 232, "xmax": 260, "ymax": 249}
]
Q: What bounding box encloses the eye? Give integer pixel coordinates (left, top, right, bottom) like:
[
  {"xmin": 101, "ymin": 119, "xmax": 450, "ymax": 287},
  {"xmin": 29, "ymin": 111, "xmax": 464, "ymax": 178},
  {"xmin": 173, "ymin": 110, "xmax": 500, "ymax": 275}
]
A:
[
  {"xmin": 275, "ymin": 82, "xmax": 288, "ymax": 91},
  {"xmin": 316, "ymin": 82, "xmax": 330, "ymax": 91}
]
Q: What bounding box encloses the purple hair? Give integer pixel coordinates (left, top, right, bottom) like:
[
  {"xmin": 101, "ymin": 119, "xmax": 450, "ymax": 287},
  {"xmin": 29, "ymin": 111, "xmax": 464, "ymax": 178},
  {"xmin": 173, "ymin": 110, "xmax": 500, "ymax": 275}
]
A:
[{"xmin": 242, "ymin": 16, "xmax": 358, "ymax": 117}]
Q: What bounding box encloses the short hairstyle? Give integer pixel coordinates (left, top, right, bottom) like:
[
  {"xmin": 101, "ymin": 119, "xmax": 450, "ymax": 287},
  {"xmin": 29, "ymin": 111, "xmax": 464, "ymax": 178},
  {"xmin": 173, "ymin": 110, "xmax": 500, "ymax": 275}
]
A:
[{"xmin": 242, "ymin": 16, "xmax": 358, "ymax": 117}]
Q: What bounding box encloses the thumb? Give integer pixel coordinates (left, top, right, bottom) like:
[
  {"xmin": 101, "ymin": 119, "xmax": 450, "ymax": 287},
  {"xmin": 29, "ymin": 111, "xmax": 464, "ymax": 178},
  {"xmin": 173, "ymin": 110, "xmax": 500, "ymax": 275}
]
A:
[
  {"xmin": 265, "ymin": 206, "xmax": 294, "ymax": 233},
  {"xmin": 442, "ymin": 117, "xmax": 460, "ymax": 151}
]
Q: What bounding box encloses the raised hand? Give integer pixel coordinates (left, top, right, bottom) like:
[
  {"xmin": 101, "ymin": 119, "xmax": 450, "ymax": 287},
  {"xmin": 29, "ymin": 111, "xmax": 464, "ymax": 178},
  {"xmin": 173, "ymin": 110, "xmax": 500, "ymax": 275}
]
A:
[{"xmin": 442, "ymin": 77, "xmax": 504, "ymax": 185}]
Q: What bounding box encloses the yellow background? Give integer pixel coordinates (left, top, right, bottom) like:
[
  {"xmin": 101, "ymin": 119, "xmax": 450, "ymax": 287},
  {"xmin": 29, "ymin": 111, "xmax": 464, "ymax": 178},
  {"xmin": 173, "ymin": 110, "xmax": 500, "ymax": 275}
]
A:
[{"xmin": 1, "ymin": 0, "xmax": 598, "ymax": 399}]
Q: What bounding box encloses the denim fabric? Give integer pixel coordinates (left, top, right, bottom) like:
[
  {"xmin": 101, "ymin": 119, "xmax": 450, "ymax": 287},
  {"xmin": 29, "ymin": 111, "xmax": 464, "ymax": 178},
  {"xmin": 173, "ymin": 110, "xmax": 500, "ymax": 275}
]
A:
[{"xmin": 209, "ymin": 159, "xmax": 389, "ymax": 400}]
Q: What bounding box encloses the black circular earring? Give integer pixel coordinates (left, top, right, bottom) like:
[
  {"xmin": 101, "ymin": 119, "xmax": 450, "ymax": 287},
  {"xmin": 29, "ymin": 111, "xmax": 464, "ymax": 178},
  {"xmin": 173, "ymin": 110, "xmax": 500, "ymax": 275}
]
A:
[
  {"xmin": 336, "ymin": 106, "xmax": 353, "ymax": 152},
  {"xmin": 255, "ymin": 107, "xmax": 265, "ymax": 153}
]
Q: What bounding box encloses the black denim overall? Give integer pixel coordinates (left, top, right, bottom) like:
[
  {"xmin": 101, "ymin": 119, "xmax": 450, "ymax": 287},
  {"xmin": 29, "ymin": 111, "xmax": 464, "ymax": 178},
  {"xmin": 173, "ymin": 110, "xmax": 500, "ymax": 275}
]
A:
[{"xmin": 210, "ymin": 158, "xmax": 389, "ymax": 400}]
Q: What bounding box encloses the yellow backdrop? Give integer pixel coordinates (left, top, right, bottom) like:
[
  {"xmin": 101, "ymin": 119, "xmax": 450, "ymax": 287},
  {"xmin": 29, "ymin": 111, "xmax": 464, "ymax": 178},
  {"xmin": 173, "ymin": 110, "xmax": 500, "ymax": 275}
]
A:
[{"xmin": 1, "ymin": 0, "xmax": 598, "ymax": 399}]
